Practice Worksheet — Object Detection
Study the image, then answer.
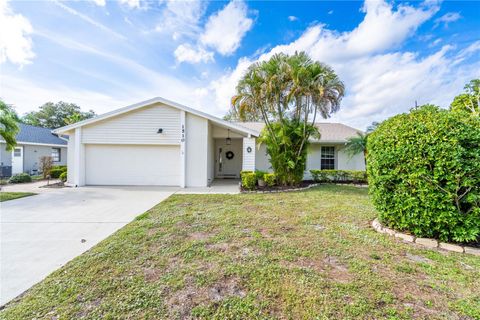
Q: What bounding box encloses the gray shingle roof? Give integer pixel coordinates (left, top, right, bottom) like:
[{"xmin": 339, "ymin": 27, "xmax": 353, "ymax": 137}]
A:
[
  {"xmin": 15, "ymin": 124, "xmax": 67, "ymax": 146},
  {"xmin": 233, "ymin": 122, "xmax": 363, "ymax": 142}
]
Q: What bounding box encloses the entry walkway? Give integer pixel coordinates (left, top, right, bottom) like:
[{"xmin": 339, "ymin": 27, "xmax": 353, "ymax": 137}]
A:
[{"xmin": 177, "ymin": 179, "xmax": 240, "ymax": 194}]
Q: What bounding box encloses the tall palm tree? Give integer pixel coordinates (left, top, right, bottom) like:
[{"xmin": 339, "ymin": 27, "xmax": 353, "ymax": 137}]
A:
[
  {"xmin": 0, "ymin": 100, "xmax": 19, "ymax": 150},
  {"xmin": 232, "ymin": 52, "xmax": 345, "ymax": 184}
]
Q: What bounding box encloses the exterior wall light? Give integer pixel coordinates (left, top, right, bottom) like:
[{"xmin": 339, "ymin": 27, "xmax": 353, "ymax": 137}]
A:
[
  {"xmin": 226, "ymin": 129, "xmax": 231, "ymax": 145},
  {"xmin": 157, "ymin": 128, "xmax": 163, "ymax": 133}
]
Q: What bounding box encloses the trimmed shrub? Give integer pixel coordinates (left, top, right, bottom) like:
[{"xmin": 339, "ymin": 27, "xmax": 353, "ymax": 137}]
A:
[
  {"xmin": 241, "ymin": 172, "xmax": 257, "ymax": 190},
  {"xmin": 59, "ymin": 171, "xmax": 67, "ymax": 182},
  {"xmin": 49, "ymin": 168, "xmax": 64, "ymax": 179},
  {"xmin": 255, "ymin": 170, "xmax": 267, "ymax": 181},
  {"xmin": 8, "ymin": 173, "xmax": 32, "ymax": 184},
  {"xmin": 264, "ymin": 173, "xmax": 276, "ymax": 187},
  {"xmin": 367, "ymin": 105, "xmax": 480, "ymax": 242},
  {"xmin": 52, "ymin": 165, "xmax": 67, "ymax": 172},
  {"xmin": 310, "ymin": 170, "xmax": 367, "ymax": 183}
]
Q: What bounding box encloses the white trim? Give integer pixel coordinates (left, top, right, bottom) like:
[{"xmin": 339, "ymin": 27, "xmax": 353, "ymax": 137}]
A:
[
  {"xmin": 77, "ymin": 142, "xmax": 181, "ymax": 146},
  {"xmin": 180, "ymin": 110, "xmax": 186, "ymax": 188},
  {"xmin": 52, "ymin": 97, "xmax": 258, "ymax": 137},
  {"xmin": 0, "ymin": 141, "xmax": 67, "ymax": 148}
]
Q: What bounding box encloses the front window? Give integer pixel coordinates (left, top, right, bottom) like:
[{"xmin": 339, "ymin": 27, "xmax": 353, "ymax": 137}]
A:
[
  {"xmin": 52, "ymin": 148, "xmax": 61, "ymax": 162},
  {"xmin": 13, "ymin": 148, "xmax": 21, "ymax": 157},
  {"xmin": 321, "ymin": 146, "xmax": 335, "ymax": 170}
]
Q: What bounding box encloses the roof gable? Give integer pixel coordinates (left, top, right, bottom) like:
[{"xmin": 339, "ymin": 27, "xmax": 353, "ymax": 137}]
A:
[{"xmin": 53, "ymin": 97, "xmax": 258, "ymax": 137}]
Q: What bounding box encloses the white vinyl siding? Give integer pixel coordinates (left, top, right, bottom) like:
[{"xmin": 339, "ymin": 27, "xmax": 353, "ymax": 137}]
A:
[
  {"xmin": 185, "ymin": 114, "xmax": 209, "ymax": 187},
  {"xmin": 85, "ymin": 144, "xmax": 180, "ymax": 186},
  {"xmin": 82, "ymin": 103, "xmax": 181, "ymax": 145},
  {"xmin": 242, "ymin": 138, "xmax": 256, "ymax": 171}
]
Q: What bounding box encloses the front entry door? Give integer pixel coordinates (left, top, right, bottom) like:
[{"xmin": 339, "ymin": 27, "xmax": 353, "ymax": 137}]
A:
[
  {"xmin": 215, "ymin": 140, "xmax": 242, "ymax": 178},
  {"xmin": 12, "ymin": 146, "xmax": 24, "ymax": 175}
]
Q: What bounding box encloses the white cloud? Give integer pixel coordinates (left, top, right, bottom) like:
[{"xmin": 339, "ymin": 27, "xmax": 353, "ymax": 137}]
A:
[
  {"xmin": 288, "ymin": 15, "xmax": 298, "ymax": 22},
  {"xmin": 434, "ymin": 12, "xmax": 461, "ymax": 28},
  {"xmin": 0, "ymin": 0, "xmax": 35, "ymax": 66},
  {"xmin": 328, "ymin": 10, "xmax": 334, "ymax": 15},
  {"xmin": 200, "ymin": 1, "xmax": 253, "ymax": 55},
  {"xmin": 174, "ymin": 43, "xmax": 214, "ymax": 64},
  {"xmin": 119, "ymin": 0, "xmax": 140, "ymax": 9},
  {"xmin": 200, "ymin": 0, "xmax": 479, "ymax": 129},
  {"xmin": 155, "ymin": 0, "xmax": 206, "ymax": 40}
]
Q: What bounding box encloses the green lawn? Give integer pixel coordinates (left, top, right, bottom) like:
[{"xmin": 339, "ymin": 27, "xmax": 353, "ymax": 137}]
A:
[
  {"xmin": 0, "ymin": 192, "xmax": 36, "ymax": 202},
  {"xmin": 1, "ymin": 185, "xmax": 479, "ymax": 319}
]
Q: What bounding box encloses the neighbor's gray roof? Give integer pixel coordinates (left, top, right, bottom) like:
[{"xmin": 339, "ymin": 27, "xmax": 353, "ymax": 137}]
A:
[
  {"xmin": 233, "ymin": 122, "xmax": 363, "ymax": 142},
  {"xmin": 15, "ymin": 124, "xmax": 67, "ymax": 146}
]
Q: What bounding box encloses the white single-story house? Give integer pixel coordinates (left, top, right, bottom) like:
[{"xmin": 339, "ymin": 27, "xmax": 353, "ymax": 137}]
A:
[
  {"xmin": 53, "ymin": 97, "xmax": 365, "ymax": 187},
  {"xmin": 1, "ymin": 124, "xmax": 68, "ymax": 178}
]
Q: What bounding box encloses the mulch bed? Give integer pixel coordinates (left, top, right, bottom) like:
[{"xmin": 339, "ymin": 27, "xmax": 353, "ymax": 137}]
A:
[{"xmin": 40, "ymin": 182, "xmax": 66, "ymax": 189}]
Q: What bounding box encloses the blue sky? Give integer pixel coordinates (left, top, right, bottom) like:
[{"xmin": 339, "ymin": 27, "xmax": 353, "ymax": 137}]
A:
[{"xmin": 1, "ymin": 0, "xmax": 479, "ymax": 129}]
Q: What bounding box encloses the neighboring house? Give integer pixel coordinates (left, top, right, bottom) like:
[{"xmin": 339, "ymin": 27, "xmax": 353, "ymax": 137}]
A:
[
  {"xmin": 53, "ymin": 97, "xmax": 365, "ymax": 187},
  {"xmin": 0, "ymin": 124, "xmax": 68, "ymax": 177}
]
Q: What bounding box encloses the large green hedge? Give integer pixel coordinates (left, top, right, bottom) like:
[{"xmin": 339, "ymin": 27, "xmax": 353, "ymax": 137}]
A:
[{"xmin": 367, "ymin": 105, "xmax": 480, "ymax": 242}]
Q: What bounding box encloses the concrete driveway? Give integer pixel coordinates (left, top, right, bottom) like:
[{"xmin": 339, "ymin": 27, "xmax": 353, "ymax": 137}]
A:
[{"xmin": 0, "ymin": 186, "xmax": 177, "ymax": 305}]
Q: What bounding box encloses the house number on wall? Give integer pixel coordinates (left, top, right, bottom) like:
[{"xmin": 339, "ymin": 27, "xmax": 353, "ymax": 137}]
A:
[{"xmin": 181, "ymin": 124, "xmax": 185, "ymax": 142}]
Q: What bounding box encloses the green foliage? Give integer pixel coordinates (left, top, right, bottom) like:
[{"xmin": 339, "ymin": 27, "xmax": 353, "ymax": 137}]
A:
[
  {"xmin": 259, "ymin": 120, "xmax": 319, "ymax": 186},
  {"xmin": 8, "ymin": 173, "xmax": 32, "ymax": 184},
  {"xmin": 344, "ymin": 132, "xmax": 368, "ymax": 157},
  {"xmin": 59, "ymin": 171, "xmax": 67, "ymax": 182},
  {"xmin": 367, "ymin": 105, "xmax": 480, "ymax": 242},
  {"xmin": 255, "ymin": 170, "xmax": 266, "ymax": 181},
  {"xmin": 22, "ymin": 101, "xmax": 96, "ymax": 129},
  {"xmin": 310, "ymin": 170, "xmax": 367, "ymax": 183},
  {"xmin": 263, "ymin": 173, "xmax": 276, "ymax": 187},
  {"xmin": 232, "ymin": 52, "xmax": 344, "ymax": 185},
  {"xmin": 450, "ymin": 79, "xmax": 479, "ymax": 116},
  {"xmin": 0, "ymin": 100, "xmax": 19, "ymax": 151},
  {"xmin": 241, "ymin": 171, "xmax": 256, "ymax": 190},
  {"xmin": 49, "ymin": 168, "xmax": 65, "ymax": 179}
]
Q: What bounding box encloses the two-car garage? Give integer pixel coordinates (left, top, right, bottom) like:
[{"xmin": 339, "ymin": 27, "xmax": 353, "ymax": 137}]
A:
[{"xmin": 84, "ymin": 144, "xmax": 180, "ymax": 186}]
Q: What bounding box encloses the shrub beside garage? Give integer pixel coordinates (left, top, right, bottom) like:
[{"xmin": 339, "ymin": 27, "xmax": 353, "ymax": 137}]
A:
[{"xmin": 367, "ymin": 105, "xmax": 480, "ymax": 243}]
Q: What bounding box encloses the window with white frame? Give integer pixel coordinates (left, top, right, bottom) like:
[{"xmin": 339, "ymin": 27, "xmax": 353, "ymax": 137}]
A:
[
  {"xmin": 13, "ymin": 148, "xmax": 21, "ymax": 157},
  {"xmin": 51, "ymin": 148, "xmax": 61, "ymax": 162},
  {"xmin": 321, "ymin": 146, "xmax": 335, "ymax": 170}
]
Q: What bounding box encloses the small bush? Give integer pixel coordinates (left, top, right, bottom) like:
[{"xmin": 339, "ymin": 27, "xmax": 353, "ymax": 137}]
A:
[
  {"xmin": 59, "ymin": 171, "xmax": 67, "ymax": 182},
  {"xmin": 52, "ymin": 165, "xmax": 67, "ymax": 172},
  {"xmin": 49, "ymin": 168, "xmax": 64, "ymax": 179},
  {"xmin": 8, "ymin": 173, "xmax": 32, "ymax": 184},
  {"xmin": 241, "ymin": 172, "xmax": 257, "ymax": 190},
  {"xmin": 367, "ymin": 105, "xmax": 480, "ymax": 242},
  {"xmin": 40, "ymin": 156, "xmax": 53, "ymax": 179},
  {"xmin": 264, "ymin": 173, "xmax": 276, "ymax": 187},
  {"xmin": 255, "ymin": 170, "xmax": 267, "ymax": 181},
  {"xmin": 310, "ymin": 170, "xmax": 367, "ymax": 183}
]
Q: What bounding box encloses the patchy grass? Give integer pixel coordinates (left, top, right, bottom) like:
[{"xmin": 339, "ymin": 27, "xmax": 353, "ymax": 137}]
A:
[
  {"xmin": 1, "ymin": 185, "xmax": 479, "ymax": 319},
  {"xmin": 0, "ymin": 192, "xmax": 36, "ymax": 202}
]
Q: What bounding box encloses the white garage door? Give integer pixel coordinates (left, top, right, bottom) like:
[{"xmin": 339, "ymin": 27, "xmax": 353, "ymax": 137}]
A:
[{"xmin": 85, "ymin": 144, "xmax": 180, "ymax": 186}]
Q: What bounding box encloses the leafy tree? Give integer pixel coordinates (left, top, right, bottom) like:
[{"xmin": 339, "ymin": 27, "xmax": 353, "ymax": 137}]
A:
[
  {"xmin": 450, "ymin": 79, "xmax": 479, "ymax": 116},
  {"xmin": 22, "ymin": 101, "xmax": 96, "ymax": 129},
  {"xmin": 367, "ymin": 104, "xmax": 480, "ymax": 242},
  {"xmin": 232, "ymin": 52, "xmax": 344, "ymax": 185},
  {"xmin": 0, "ymin": 100, "xmax": 20, "ymax": 150}
]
